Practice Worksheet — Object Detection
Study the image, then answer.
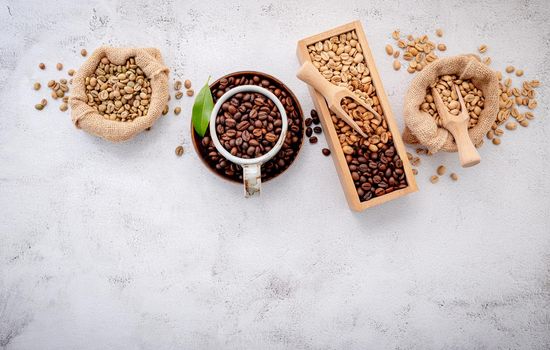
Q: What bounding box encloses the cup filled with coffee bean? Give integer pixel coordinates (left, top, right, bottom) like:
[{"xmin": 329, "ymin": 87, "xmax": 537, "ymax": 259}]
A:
[{"xmin": 209, "ymin": 85, "xmax": 288, "ymax": 197}]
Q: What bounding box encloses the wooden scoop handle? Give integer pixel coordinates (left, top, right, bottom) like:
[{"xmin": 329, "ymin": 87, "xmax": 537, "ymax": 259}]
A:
[
  {"xmin": 432, "ymin": 87, "xmax": 481, "ymax": 168},
  {"xmin": 297, "ymin": 61, "xmax": 342, "ymax": 106}
]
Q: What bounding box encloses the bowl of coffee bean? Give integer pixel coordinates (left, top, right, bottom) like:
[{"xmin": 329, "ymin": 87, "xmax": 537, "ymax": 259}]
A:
[
  {"xmin": 192, "ymin": 72, "xmax": 304, "ymax": 184},
  {"xmin": 209, "ymin": 85, "xmax": 289, "ymax": 196}
]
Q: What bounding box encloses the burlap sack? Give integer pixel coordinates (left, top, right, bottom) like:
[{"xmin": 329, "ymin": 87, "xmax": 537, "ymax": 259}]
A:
[
  {"xmin": 402, "ymin": 55, "xmax": 499, "ymax": 153},
  {"xmin": 70, "ymin": 47, "xmax": 169, "ymax": 142}
]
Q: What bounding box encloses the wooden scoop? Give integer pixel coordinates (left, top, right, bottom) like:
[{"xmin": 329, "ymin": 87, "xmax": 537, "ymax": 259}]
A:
[
  {"xmin": 297, "ymin": 61, "xmax": 382, "ymax": 139},
  {"xmin": 432, "ymin": 85, "xmax": 481, "ymax": 167}
]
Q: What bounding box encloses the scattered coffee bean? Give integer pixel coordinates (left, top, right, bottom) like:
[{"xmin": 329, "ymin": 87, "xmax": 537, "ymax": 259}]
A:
[
  {"xmin": 519, "ymin": 120, "xmax": 529, "ymax": 127},
  {"xmin": 175, "ymin": 91, "xmax": 183, "ymax": 99},
  {"xmin": 68, "ymin": 69, "xmax": 75, "ymax": 76},
  {"xmin": 39, "ymin": 63, "xmax": 45, "ymax": 70},
  {"xmin": 175, "ymin": 145, "xmax": 184, "ymax": 157},
  {"xmin": 430, "ymin": 175, "xmax": 439, "ymax": 184},
  {"xmin": 81, "ymin": 49, "xmax": 88, "ymax": 57},
  {"xmin": 186, "ymin": 89, "xmax": 194, "ymax": 97},
  {"xmin": 33, "ymin": 82, "xmax": 41, "ymax": 91},
  {"xmin": 515, "ymin": 69, "xmax": 524, "ymax": 77},
  {"xmin": 215, "ymin": 91, "xmax": 282, "ymax": 159},
  {"xmin": 310, "ymin": 109, "xmax": 320, "ymax": 124},
  {"xmin": 59, "ymin": 103, "xmax": 68, "ymax": 112},
  {"xmin": 184, "ymin": 80, "xmax": 192, "ymax": 89},
  {"xmin": 478, "ymin": 44, "xmax": 487, "ymax": 53},
  {"xmin": 174, "ymin": 107, "xmax": 181, "ymax": 115},
  {"xmin": 309, "ymin": 136, "xmax": 318, "ymax": 144},
  {"xmin": 492, "ymin": 137, "xmax": 501, "ymax": 145},
  {"xmin": 313, "ymin": 126, "xmax": 322, "ymax": 134},
  {"xmin": 305, "ymin": 117, "xmax": 313, "ymax": 126},
  {"xmin": 436, "ymin": 165, "xmax": 446, "ymax": 176},
  {"xmin": 35, "ymin": 103, "xmax": 44, "ymax": 110},
  {"xmin": 322, "ymin": 148, "xmax": 331, "ymax": 156},
  {"xmin": 505, "ymin": 66, "xmax": 515, "ymax": 74},
  {"xmin": 450, "ymin": 173, "xmax": 458, "ymax": 181},
  {"xmin": 435, "ymin": 28, "xmax": 443, "ymax": 37},
  {"xmin": 306, "ymin": 127, "xmax": 313, "ymax": 137},
  {"xmin": 56, "ymin": 63, "xmax": 63, "ymax": 71},
  {"xmin": 162, "ymin": 105, "xmax": 169, "ymax": 115},
  {"xmin": 174, "ymin": 80, "xmax": 182, "ymax": 91},
  {"xmin": 40, "ymin": 98, "xmax": 47, "ymax": 106},
  {"xmin": 412, "ymin": 168, "xmax": 418, "ymax": 175},
  {"xmin": 505, "ymin": 122, "xmax": 517, "ymax": 130}
]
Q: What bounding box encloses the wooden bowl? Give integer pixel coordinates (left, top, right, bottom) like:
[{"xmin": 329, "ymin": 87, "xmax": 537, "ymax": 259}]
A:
[{"xmin": 191, "ymin": 71, "xmax": 304, "ymax": 184}]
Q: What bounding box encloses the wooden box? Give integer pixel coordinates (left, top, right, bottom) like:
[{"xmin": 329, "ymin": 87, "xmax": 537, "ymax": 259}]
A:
[{"xmin": 296, "ymin": 20, "xmax": 417, "ymax": 211}]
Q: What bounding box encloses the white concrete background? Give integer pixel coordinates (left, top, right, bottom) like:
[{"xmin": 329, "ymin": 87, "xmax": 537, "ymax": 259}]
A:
[{"xmin": 1, "ymin": 0, "xmax": 549, "ymax": 349}]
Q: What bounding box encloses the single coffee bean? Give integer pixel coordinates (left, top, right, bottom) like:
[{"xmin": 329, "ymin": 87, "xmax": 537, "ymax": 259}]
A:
[
  {"xmin": 322, "ymin": 148, "xmax": 331, "ymax": 156},
  {"xmin": 306, "ymin": 127, "xmax": 313, "ymax": 137},
  {"xmin": 314, "ymin": 126, "xmax": 322, "ymax": 134},
  {"xmin": 309, "ymin": 136, "xmax": 318, "ymax": 144},
  {"xmin": 305, "ymin": 118, "xmax": 313, "ymax": 126}
]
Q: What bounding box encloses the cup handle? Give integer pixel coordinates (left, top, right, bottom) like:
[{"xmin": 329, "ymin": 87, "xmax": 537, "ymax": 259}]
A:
[{"xmin": 242, "ymin": 164, "xmax": 261, "ymax": 197}]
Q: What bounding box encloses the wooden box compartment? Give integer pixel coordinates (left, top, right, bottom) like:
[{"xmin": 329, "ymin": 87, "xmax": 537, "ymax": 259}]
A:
[{"xmin": 296, "ymin": 21, "xmax": 417, "ymax": 211}]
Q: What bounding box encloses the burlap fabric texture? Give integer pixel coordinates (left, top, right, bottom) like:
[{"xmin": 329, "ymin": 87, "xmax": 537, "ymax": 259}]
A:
[
  {"xmin": 70, "ymin": 47, "xmax": 169, "ymax": 142},
  {"xmin": 402, "ymin": 55, "xmax": 499, "ymax": 153}
]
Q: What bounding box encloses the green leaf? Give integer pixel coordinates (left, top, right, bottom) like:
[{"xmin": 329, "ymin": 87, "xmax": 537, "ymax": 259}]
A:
[{"xmin": 192, "ymin": 77, "xmax": 214, "ymax": 137}]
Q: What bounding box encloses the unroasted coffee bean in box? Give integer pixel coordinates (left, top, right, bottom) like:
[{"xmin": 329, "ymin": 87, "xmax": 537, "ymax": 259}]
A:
[{"xmin": 297, "ymin": 21, "xmax": 417, "ymax": 211}]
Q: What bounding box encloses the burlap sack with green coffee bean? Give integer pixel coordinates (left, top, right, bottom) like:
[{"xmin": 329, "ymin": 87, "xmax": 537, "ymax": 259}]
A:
[
  {"xmin": 402, "ymin": 55, "xmax": 499, "ymax": 153},
  {"xmin": 70, "ymin": 47, "xmax": 169, "ymax": 142}
]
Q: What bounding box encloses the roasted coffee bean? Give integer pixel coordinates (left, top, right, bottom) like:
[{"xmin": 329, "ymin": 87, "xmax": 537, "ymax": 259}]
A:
[
  {"xmin": 309, "ymin": 136, "xmax": 318, "ymax": 144},
  {"xmin": 314, "ymin": 126, "xmax": 322, "ymax": 134},
  {"xmin": 306, "ymin": 127, "xmax": 313, "ymax": 137},
  {"xmin": 305, "ymin": 118, "xmax": 313, "ymax": 126},
  {"xmin": 215, "ymin": 91, "xmax": 282, "ymax": 159},
  {"xmin": 310, "ymin": 109, "xmax": 320, "ymax": 124},
  {"xmin": 199, "ymin": 73, "xmax": 304, "ymax": 182},
  {"xmin": 322, "ymin": 148, "xmax": 331, "ymax": 156}
]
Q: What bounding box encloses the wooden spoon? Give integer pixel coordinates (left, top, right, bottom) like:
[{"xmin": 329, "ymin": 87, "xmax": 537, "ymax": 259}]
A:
[
  {"xmin": 432, "ymin": 85, "xmax": 481, "ymax": 167},
  {"xmin": 297, "ymin": 61, "xmax": 384, "ymax": 139}
]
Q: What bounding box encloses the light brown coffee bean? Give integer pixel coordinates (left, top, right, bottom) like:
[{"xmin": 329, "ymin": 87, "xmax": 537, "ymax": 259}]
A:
[
  {"xmin": 175, "ymin": 91, "xmax": 183, "ymax": 99},
  {"xmin": 184, "ymin": 80, "xmax": 192, "ymax": 89},
  {"xmin": 35, "ymin": 103, "xmax": 44, "ymax": 110},
  {"xmin": 385, "ymin": 44, "xmax": 394, "ymax": 55},
  {"xmin": 174, "ymin": 80, "xmax": 182, "ymax": 91},
  {"xmin": 33, "ymin": 82, "xmax": 41, "ymax": 90},
  {"xmin": 186, "ymin": 89, "xmax": 194, "ymax": 97},
  {"xmin": 59, "ymin": 103, "xmax": 68, "ymax": 112},
  {"xmin": 478, "ymin": 44, "xmax": 487, "ymax": 53},
  {"xmin": 436, "ymin": 165, "xmax": 446, "ymax": 176},
  {"xmin": 436, "ymin": 28, "xmax": 443, "ymax": 37},
  {"xmin": 492, "ymin": 137, "xmax": 501, "ymax": 145},
  {"xmin": 393, "ymin": 60, "xmax": 401, "ymax": 70},
  {"xmin": 39, "ymin": 63, "xmax": 46, "ymax": 70},
  {"xmin": 505, "ymin": 66, "xmax": 515, "ymax": 73},
  {"xmin": 505, "ymin": 122, "xmax": 517, "ymax": 130},
  {"xmin": 175, "ymin": 145, "xmax": 184, "ymax": 156},
  {"xmin": 450, "ymin": 173, "xmax": 458, "ymax": 181},
  {"xmin": 430, "ymin": 175, "xmax": 439, "ymax": 184},
  {"xmin": 81, "ymin": 49, "xmax": 88, "ymax": 57},
  {"xmin": 174, "ymin": 107, "xmax": 181, "ymax": 115},
  {"xmin": 56, "ymin": 63, "xmax": 63, "ymax": 71}
]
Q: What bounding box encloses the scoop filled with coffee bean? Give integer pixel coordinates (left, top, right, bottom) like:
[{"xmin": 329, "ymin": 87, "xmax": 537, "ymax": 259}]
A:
[{"xmin": 209, "ymin": 85, "xmax": 288, "ymax": 197}]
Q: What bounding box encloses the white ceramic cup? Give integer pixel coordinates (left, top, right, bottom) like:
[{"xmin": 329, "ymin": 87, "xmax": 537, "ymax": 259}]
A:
[{"xmin": 209, "ymin": 85, "xmax": 288, "ymax": 197}]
